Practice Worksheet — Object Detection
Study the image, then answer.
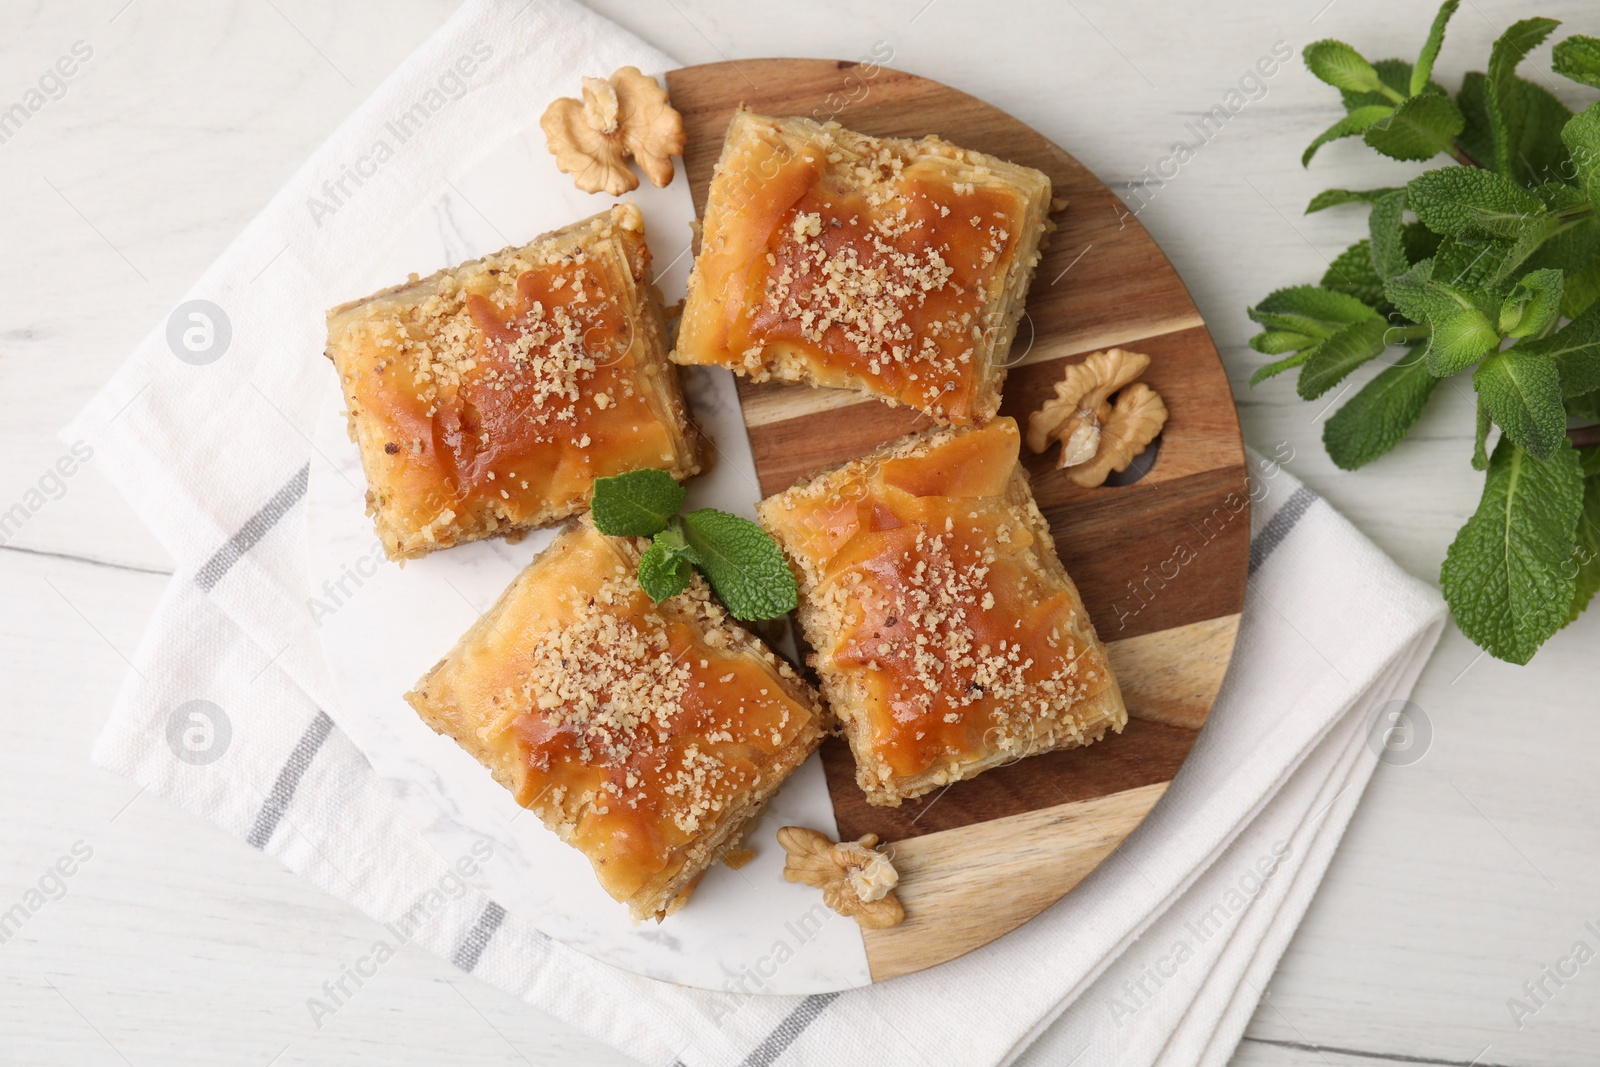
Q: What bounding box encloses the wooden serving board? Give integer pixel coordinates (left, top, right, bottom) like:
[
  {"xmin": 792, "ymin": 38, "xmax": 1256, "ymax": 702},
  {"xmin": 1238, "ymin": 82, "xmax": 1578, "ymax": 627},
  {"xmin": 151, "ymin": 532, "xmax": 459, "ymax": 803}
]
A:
[{"xmin": 666, "ymin": 59, "xmax": 1249, "ymax": 982}]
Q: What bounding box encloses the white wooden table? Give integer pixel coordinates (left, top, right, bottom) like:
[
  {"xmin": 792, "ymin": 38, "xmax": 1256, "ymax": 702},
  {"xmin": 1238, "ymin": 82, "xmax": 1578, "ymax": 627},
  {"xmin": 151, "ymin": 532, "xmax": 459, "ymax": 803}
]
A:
[{"xmin": 3, "ymin": 1, "xmax": 1596, "ymax": 1063}]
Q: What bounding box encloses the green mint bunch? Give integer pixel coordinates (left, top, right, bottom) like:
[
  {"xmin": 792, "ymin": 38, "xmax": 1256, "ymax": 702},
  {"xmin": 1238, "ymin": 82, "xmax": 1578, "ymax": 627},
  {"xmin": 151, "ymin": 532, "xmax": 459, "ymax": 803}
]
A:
[
  {"xmin": 1249, "ymin": 1, "xmax": 1600, "ymax": 664},
  {"xmin": 589, "ymin": 468, "xmax": 797, "ymax": 621}
]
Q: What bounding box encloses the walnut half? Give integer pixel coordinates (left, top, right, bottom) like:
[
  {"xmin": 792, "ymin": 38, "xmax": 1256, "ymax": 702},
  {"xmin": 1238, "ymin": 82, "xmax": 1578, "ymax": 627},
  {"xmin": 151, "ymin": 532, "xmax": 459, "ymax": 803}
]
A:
[
  {"xmin": 1027, "ymin": 348, "xmax": 1168, "ymax": 488},
  {"xmin": 777, "ymin": 826, "xmax": 905, "ymax": 929},
  {"xmin": 540, "ymin": 67, "xmax": 686, "ymax": 196}
]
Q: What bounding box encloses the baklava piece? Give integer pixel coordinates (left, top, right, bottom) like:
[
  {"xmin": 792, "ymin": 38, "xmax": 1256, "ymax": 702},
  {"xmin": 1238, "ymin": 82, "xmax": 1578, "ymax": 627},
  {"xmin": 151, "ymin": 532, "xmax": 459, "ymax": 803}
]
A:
[
  {"xmin": 405, "ymin": 517, "xmax": 829, "ymax": 921},
  {"xmin": 673, "ymin": 110, "xmax": 1053, "ymax": 424},
  {"xmin": 757, "ymin": 417, "xmax": 1125, "ymax": 807},
  {"xmin": 326, "ymin": 204, "xmax": 699, "ymax": 561}
]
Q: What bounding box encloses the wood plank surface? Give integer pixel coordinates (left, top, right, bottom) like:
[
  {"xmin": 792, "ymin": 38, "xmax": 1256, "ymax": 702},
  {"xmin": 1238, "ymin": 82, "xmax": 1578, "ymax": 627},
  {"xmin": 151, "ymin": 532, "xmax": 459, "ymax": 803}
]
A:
[{"xmin": 666, "ymin": 57, "xmax": 1248, "ymax": 981}]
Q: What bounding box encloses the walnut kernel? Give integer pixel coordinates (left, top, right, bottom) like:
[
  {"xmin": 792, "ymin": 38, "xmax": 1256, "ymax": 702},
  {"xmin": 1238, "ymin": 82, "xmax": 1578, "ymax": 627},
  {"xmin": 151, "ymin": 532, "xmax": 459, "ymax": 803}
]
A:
[
  {"xmin": 540, "ymin": 67, "xmax": 686, "ymax": 195},
  {"xmin": 1027, "ymin": 348, "xmax": 1168, "ymax": 488},
  {"xmin": 777, "ymin": 826, "xmax": 905, "ymax": 929}
]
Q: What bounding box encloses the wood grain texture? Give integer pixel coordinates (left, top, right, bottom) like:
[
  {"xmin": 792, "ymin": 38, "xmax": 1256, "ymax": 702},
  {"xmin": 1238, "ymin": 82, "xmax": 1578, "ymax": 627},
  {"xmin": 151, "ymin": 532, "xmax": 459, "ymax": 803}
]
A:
[
  {"xmin": 666, "ymin": 58, "xmax": 1248, "ymax": 981},
  {"xmin": 861, "ymin": 782, "xmax": 1170, "ymax": 981}
]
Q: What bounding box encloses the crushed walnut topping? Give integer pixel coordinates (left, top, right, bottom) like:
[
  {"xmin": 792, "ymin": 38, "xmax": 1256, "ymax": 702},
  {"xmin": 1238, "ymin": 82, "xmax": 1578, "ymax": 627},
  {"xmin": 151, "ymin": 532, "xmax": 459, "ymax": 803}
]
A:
[
  {"xmin": 523, "ymin": 577, "xmax": 695, "ymax": 767},
  {"xmin": 520, "ymin": 577, "xmax": 736, "ymax": 836},
  {"xmin": 515, "ymin": 573, "xmax": 812, "ymax": 838},
  {"xmin": 745, "ymin": 134, "xmax": 1017, "ymax": 411},
  {"xmin": 836, "ymin": 521, "xmax": 1088, "ymax": 730},
  {"xmin": 360, "ymin": 255, "xmax": 623, "ymax": 441}
]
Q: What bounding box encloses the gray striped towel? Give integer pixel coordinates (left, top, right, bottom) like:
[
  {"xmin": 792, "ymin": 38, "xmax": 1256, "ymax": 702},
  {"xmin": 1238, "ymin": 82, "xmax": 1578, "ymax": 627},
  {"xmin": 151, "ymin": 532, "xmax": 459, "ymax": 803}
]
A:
[{"xmin": 65, "ymin": 2, "xmax": 1447, "ymax": 1064}]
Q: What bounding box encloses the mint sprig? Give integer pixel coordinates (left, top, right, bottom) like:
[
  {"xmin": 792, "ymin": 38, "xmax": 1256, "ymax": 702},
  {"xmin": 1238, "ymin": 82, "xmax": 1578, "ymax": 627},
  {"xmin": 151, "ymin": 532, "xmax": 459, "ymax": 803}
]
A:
[
  {"xmin": 1248, "ymin": 0, "xmax": 1600, "ymax": 664},
  {"xmin": 589, "ymin": 469, "xmax": 797, "ymax": 620}
]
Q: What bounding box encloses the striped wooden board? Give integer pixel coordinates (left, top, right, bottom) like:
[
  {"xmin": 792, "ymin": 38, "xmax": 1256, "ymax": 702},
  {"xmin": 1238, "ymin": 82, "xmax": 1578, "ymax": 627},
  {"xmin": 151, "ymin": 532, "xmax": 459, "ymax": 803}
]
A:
[{"xmin": 666, "ymin": 59, "xmax": 1249, "ymax": 982}]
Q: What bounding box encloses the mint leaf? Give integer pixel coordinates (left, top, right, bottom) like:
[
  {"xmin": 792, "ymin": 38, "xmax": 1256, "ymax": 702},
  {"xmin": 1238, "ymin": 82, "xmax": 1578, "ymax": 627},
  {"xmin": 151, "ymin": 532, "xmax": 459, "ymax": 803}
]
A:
[
  {"xmin": 1246, "ymin": 287, "xmax": 1388, "ymax": 389},
  {"xmin": 1553, "ymin": 34, "xmax": 1600, "ymax": 89},
  {"xmin": 1403, "ymin": 221, "xmax": 1445, "ymax": 262},
  {"xmin": 1385, "ymin": 258, "xmax": 1472, "ymax": 321},
  {"xmin": 1473, "ymin": 348, "xmax": 1565, "ymax": 459},
  {"xmin": 1250, "ymin": 350, "xmax": 1314, "ymax": 386},
  {"xmin": 1507, "ymin": 80, "xmax": 1576, "ymax": 188},
  {"xmin": 1304, "ymin": 40, "xmax": 1387, "ymax": 95},
  {"xmin": 1341, "ymin": 58, "xmax": 1435, "ymax": 110},
  {"xmin": 1433, "ymin": 232, "xmax": 1513, "ymax": 295},
  {"xmin": 1486, "ymin": 18, "xmax": 1562, "ymax": 177},
  {"xmin": 1412, "ymin": 1, "xmax": 1461, "ymax": 96},
  {"xmin": 1323, "ymin": 354, "xmax": 1440, "ymax": 469},
  {"xmin": 1297, "ymin": 316, "xmax": 1392, "ymax": 399},
  {"xmin": 1499, "ymin": 268, "xmax": 1564, "ymax": 338},
  {"xmin": 1406, "ymin": 168, "xmax": 1545, "ymax": 237},
  {"xmin": 1429, "ymin": 307, "xmax": 1502, "ymax": 375},
  {"xmin": 1559, "ymin": 259, "xmax": 1600, "ymax": 319},
  {"xmin": 1322, "ymin": 239, "xmax": 1387, "ymax": 307},
  {"xmin": 1456, "ymin": 71, "xmax": 1495, "ymax": 168},
  {"xmin": 1525, "ymin": 182, "xmax": 1600, "ymax": 317},
  {"xmin": 1567, "ymin": 474, "xmax": 1600, "ymax": 624},
  {"xmin": 1364, "ymin": 92, "xmax": 1465, "ymax": 162},
  {"xmin": 1307, "ymin": 188, "xmax": 1402, "ymax": 214},
  {"xmin": 1473, "ymin": 399, "xmax": 1492, "ymax": 470},
  {"xmin": 1562, "ymin": 104, "xmax": 1600, "ymax": 214},
  {"xmin": 1369, "ymin": 190, "xmax": 1411, "ymax": 281},
  {"xmin": 1239, "ymin": 4, "xmax": 1600, "ymax": 650},
  {"xmin": 1385, "ymin": 258, "xmax": 1501, "ymax": 373},
  {"xmin": 1529, "ymin": 180, "xmax": 1593, "ymax": 214},
  {"xmin": 590, "ymin": 468, "xmax": 688, "ymax": 537},
  {"xmin": 1569, "ymin": 389, "xmax": 1600, "ymax": 421},
  {"xmin": 1250, "ymin": 330, "xmax": 1318, "ymax": 356},
  {"xmin": 1303, "ymin": 105, "xmax": 1393, "ymax": 166},
  {"xmin": 1492, "ymin": 211, "xmax": 1571, "ymax": 287},
  {"xmin": 678, "ymin": 510, "xmax": 797, "ymax": 620},
  {"xmin": 1441, "ymin": 436, "xmax": 1582, "ymax": 664},
  {"xmin": 1511, "ymin": 297, "xmax": 1600, "ymax": 397},
  {"xmin": 637, "ymin": 535, "xmax": 694, "ymax": 602},
  {"xmin": 1248, "ymin": 286, "xmax": 1378, "ymax": 336}
]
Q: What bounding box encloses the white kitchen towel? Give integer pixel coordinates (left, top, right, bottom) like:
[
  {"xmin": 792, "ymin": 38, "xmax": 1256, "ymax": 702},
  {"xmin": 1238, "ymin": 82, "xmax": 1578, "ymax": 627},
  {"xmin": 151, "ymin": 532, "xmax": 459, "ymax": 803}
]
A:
[
  {"xmin": 66, "ymin": 1, "xmax": 1448, "ymax": 1064},
  {"xmin": 82, "ymin": 456, "xmax": 1445, "ymax": 1067}
]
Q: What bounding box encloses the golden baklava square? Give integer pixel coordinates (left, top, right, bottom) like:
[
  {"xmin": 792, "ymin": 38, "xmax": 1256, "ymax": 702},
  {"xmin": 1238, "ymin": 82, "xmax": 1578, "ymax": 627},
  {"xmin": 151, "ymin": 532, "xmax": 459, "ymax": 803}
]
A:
[
  {"xmin": 757, "ymin": 417, "xmax": 1125, "ymax": 806},
  {"xmin": 405, "ymin": 518, "xmax": 829, "ymax": 921},
  {"xmin": 326, "ymin": 204, "xmax": 699, "ymax": 561},
  {"xmin": 672, "ymin": 110, "xmax": 1053, "ymax": 424}
]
